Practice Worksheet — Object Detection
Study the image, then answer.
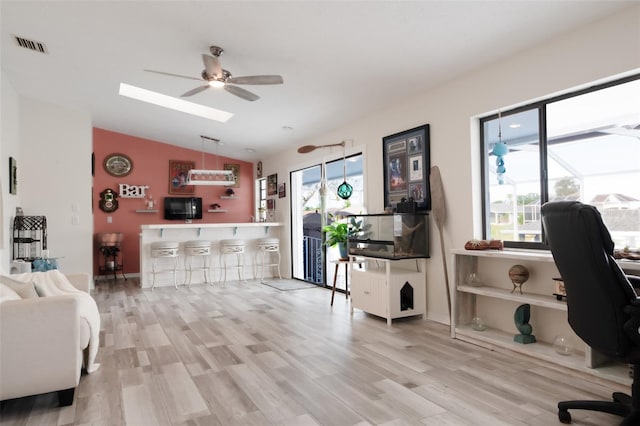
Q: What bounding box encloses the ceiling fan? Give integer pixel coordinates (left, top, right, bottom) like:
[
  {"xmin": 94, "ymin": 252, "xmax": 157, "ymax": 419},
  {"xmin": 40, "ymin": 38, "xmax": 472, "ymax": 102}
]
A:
[{"xmin": 144, "ymin": 46, "xmax": 283, "ymax": 101}]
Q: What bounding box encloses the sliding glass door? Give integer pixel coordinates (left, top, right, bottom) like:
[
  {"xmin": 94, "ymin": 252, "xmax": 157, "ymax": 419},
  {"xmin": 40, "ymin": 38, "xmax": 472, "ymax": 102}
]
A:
[{"xmin": 291, "ymin": 154, "xmax": 364, "ymax": 289}]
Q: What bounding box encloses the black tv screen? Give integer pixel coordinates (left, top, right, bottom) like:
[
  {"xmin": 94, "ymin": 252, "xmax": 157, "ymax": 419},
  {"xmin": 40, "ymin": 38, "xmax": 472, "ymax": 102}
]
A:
[{"xmin": 163, "ymin": 197, "xmax": 203, "ymax": 220}]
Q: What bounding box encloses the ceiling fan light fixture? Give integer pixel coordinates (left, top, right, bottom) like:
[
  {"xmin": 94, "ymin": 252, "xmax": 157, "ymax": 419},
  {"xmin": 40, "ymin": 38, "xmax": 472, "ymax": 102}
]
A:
[{"xmin": 209, "ymin": 80, "xmax": 225, "ymax": 88}]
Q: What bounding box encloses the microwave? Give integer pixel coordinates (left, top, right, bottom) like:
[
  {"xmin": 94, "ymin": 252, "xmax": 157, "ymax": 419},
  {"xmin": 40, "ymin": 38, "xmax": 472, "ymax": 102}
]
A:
[{"xmin": 163, "ymin": 197, "xmax": 203, "ymax": 221}]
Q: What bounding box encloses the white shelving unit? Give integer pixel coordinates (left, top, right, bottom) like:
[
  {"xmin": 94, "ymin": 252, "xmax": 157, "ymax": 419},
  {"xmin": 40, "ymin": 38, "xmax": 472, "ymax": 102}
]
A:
[
  {"xmin": 451, "ymin": 249, "xmax": 634, "ymax": 385},
  {"xmin": 350, "ymin": 256, "xmax": 426, "ymax": 325}
]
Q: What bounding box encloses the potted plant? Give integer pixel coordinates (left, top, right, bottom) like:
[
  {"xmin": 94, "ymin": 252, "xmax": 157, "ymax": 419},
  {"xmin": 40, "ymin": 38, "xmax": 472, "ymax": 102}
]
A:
[{"xmin": 322, "ymin": 215, "xmax": 363, "ymax": 260}]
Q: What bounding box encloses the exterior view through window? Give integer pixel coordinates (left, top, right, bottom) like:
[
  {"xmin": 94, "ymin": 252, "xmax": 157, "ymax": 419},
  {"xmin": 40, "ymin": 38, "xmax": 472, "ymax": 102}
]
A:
[
  {"xmin": 481, "ymin": 75, "xmax": 640, "ymax": 250},
  {"xmin": 291, "ymin": 154, "xmax": 364, "ymax": 289}
]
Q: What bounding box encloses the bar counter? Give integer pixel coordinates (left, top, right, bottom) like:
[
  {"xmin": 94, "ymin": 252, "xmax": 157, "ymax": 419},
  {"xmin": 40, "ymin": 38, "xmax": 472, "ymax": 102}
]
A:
[{"xmin": 139, "ymin": 222, "xmax": 283, "ymax": 288}]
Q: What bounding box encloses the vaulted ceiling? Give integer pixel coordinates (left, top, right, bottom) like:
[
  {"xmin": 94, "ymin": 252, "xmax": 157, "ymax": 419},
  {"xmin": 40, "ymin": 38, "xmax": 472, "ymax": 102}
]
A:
[{"xmin": 1, "ymin": 1, "xmax": 633, "ymax": 161}]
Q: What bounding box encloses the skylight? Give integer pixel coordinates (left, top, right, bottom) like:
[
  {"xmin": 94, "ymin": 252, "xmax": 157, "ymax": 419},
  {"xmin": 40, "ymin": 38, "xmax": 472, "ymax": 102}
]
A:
[{"xmin": 118, "ymin": 83, "xmax": 233, "ymax": 123}]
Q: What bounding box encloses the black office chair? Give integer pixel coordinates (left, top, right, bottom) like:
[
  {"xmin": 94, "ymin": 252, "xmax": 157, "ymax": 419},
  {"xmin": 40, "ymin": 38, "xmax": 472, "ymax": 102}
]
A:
[{"xmin": 541, "ymin": 201, "xmax": 640, "ymax": 425}]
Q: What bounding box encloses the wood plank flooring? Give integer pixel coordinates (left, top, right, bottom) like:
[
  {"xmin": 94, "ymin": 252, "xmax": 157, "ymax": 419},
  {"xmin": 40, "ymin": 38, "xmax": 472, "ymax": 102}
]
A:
[{"xmin": 0, "ymin": 278, "xmax": 629, "ymax": 425}]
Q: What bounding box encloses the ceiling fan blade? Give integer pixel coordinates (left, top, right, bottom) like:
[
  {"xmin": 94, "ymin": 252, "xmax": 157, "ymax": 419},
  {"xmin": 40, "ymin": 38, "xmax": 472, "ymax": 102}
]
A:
[
  {"xmin": 181, "ymin": 85, "xmax": 210, "ymax": 97},
  {"xmin": 202, "ymin": 54, "xmax": 222, "ymax": 78},
  {"xmin": 225, "ymin": 84, "xmax": 259, "ymax": 101},
  {"xmin": 227, "ymin": 75, "xmax": 284, "ymax": 85},
  {"xmin": 144, "ymin": 69, "xmax": 202, "ymax": 81}
]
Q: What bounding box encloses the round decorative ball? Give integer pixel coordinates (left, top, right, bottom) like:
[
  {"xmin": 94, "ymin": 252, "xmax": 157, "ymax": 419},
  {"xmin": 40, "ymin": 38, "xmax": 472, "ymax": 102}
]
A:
[
  {"xmin": 508, "ymin": 264, "xmax": 530, "ymax": 285},
  {"xmin": 553, "ymin": 335, "xmax": 574, "ymax": 356},
  {"xmin": 471, "ymin": 317, "xmax": 486, "ymax": 331},
  {"xmin": 337, "ymin": 181, "xmax": 353, "ymax": 200}
]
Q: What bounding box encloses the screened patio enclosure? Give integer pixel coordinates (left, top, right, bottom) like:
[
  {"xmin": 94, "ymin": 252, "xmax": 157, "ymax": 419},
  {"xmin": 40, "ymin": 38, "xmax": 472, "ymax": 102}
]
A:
[{"xmin": 482, "ymin": 77, "xmax": 640, "ymax": 249}]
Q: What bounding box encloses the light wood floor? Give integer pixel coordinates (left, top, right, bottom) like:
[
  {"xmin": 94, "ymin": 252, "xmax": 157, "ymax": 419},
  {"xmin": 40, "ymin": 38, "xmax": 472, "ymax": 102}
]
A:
[{"xmin": 0, "ymin": 278, "xmax": 628, "ymax": 425}]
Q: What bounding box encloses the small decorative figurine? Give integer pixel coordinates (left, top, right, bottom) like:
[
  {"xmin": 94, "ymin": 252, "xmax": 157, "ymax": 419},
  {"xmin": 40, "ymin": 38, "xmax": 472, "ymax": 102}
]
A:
[
  {"xmin": 514, "ymin": 304, "xmax": 536, "ymax": 344},
  {"xmin": 509, "ymin": 264, "xmax": 530, "ymax": 294}
]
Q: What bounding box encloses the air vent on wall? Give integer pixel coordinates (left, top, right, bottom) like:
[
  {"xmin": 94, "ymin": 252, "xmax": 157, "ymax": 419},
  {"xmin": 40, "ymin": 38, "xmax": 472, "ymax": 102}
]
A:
[{"xmin": 13, "ymin": 35, "xmax": 48, "ymax": 54}]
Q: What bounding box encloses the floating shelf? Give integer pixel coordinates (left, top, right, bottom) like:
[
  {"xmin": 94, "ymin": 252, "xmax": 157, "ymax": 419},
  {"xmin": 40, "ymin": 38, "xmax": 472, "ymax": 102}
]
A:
[
  {"xmin": 207, "ymin": 209, "xmax": 228, "ymax": 213},
  {"xmin": 135, "ymin": 209, "xmax": 158, "ymax": 213},
  {"xmin": 220, "ymin": 195, "xmax": 237, "ymax": 199}
]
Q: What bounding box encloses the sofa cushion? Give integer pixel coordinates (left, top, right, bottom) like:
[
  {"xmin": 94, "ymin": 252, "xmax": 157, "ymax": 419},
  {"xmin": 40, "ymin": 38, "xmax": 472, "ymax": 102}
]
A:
[
  {"xmin": 0, "ymin": 275, "xmax": 39, "ymax": 299},
  {"xmin": 0, "ymin": 283, "xmax": 21, "ymax": 303}
]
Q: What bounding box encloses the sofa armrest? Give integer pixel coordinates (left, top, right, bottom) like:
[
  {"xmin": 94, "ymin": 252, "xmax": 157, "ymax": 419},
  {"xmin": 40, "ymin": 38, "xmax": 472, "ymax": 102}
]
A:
[
  {"xmin": 0, "ymin": 295, "xmax": 82, "ymax": 401},
  {"xmin": 65, "ymin": 273, "xmax": 91, "ymax": 293}
]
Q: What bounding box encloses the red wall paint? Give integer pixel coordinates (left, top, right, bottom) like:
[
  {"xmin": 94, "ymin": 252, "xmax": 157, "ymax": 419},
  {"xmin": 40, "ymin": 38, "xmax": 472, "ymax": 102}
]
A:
[{"xmin": 93, "ymin": 128, "xmax": 254, "ymax": 276}]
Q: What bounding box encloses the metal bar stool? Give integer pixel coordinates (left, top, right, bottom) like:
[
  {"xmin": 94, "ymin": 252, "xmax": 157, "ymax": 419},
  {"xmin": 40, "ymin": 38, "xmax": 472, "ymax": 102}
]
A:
[
  {"xmin": 183, "ymin": 240, "xmax": 213, "ymax": 287},
  {"xmin": 150, "ymin": 241, "xmax": 180, "ymax": 290},
  {"xmin": 219, "ymin": 239, "xmax": 246, "ymax": 285},
  {"xmin": 255, "ymin": 237, "xmax": 281, "ymax": 283}
]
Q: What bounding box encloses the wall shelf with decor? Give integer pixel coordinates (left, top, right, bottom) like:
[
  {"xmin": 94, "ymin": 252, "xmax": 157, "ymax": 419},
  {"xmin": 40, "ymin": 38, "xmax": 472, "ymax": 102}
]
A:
[
  {"xmin": 207, "ymin": 209, "xmax": 228, "ymax": 213},
  {"xmin": 451, "ymin": 248, "xmax": 632, "ymax": 386},
  {"xmin": 220, "ymin": 196, "xmax": 237, "ymax": 199},
  {"xmin": 135, "ymin": 210, "xmax": 158, "ymax": 213}
]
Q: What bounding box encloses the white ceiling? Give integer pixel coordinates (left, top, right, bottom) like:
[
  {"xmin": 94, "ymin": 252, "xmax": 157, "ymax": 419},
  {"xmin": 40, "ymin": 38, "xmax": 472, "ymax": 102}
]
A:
[{"xmin": 1, "ymin": 1, "xmax": 633, "ymax": 162}]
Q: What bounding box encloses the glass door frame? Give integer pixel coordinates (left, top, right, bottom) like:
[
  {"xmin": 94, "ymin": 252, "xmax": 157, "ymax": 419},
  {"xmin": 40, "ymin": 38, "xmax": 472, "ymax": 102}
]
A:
[{"xmin": 290, "ymin": 149, "xmax": 366, "ymax": 288}]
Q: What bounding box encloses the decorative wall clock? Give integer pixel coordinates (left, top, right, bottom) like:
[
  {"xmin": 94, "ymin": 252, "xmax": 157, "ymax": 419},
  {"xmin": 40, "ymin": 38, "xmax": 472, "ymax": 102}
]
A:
[{"xmin": 103, "ymin": 153, "xmax": 133, "ymax": 177}]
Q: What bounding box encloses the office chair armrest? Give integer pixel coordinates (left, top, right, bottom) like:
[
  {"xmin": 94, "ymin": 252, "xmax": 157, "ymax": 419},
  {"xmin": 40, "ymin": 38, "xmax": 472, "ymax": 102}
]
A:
[
  {"xmin": 627, "ymin": 274, "xmax": 640, "ymax": 290},
  {"xmin": 624, "ymin": 303, "xmax": 640, "ymax": 346}
]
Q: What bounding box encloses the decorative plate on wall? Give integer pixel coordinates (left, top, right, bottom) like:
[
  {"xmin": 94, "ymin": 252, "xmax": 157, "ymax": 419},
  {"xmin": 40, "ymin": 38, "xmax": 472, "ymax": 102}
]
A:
[{"xmin": 103, "ymin": 153, "xmax": 133, "ymax": 177}]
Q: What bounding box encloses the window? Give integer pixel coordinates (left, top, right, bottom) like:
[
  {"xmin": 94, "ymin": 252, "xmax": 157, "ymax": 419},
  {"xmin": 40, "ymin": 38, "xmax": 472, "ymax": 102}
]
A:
[
  {"xmin": 481, "ymin": 74, "xmax": 640, "ymax": 249},
  {"xmin": 257, "ymin": 177, "xmax": 267, "ymax": 220}
]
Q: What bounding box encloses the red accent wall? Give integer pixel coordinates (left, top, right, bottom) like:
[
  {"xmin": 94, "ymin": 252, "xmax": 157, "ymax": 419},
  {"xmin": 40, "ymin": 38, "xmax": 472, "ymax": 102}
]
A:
[{"xmin": 93, "ymin": 128, "xmax": 254, "ymax": 276}]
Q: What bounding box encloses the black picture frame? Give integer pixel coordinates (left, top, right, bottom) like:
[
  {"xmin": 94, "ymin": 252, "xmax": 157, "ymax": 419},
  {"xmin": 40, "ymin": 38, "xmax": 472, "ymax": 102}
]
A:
[
  {"xmin": 9, "ymin": 157, "xmax": 17, "ymax": 195},
  {"xmin": 382, "ymin": 124, "xmax": 430, "ymax": 211},
  {"xmin": 267, "ymin": 173, "xmax": 277, "ymax": 196}
]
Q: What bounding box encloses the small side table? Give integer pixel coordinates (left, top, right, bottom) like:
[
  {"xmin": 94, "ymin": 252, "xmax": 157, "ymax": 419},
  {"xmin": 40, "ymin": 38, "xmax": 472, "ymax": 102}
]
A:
[{"xmin": 330, "ymin": 258, "xmax": 362, "ymax": 306}]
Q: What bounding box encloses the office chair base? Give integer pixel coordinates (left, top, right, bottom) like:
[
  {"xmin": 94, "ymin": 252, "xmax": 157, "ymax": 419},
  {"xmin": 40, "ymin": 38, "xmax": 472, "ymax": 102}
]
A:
[{"xmin": 558, "ymin": 392, "xmax": 638, "ymax": 424}]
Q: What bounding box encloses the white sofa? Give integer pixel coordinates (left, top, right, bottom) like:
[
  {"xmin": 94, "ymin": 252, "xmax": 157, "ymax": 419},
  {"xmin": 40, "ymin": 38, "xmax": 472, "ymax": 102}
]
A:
[{"xmin": 0, "ymin": 272, "xmax": 93, "ymax": 406}]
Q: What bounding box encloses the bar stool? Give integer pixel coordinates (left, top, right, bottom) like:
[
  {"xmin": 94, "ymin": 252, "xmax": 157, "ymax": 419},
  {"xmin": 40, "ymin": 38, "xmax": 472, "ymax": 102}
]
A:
[
  {"xmin": 183, "ymin": 240, "xmax": 213, "ymax": 287},
  {"xmin": 150, "ymin": 241, "xmax": 180, "ymax": 290},
  {"xmin": 255, "ymin": 237, "xmax": 281, "ymax": 282},
  {"xmin": 220, "ymin": 239, "xmax": 246, "ymax": 285}
]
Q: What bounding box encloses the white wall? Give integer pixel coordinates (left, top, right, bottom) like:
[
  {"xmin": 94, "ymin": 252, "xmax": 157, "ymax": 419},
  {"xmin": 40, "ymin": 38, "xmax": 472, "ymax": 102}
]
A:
[
  {"xmin": 0, "ymin": 71, "xmax": 21, "ymax": 272},
  {"xmin": 263, "ymin": 6, "xmax": 640, "ymax": 324},
  {"xmin": 18, "ymin": 97, "xmax": 93, "ymax": 275},
  {"xmin": 0, "ymin": 71, "xmax": 93, "ymax": 276}
]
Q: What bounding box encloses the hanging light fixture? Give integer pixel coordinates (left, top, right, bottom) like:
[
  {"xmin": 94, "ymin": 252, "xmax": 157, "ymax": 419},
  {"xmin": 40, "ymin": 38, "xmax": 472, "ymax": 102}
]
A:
[
  {"xmin": 186, "ymin": 135, "xmax": 235, "ymax": 186},
  {"xmin": 490, "ymin": 111, "xmax": 509, "ymax": 185},
  {"xmin": 337, "ymin": 143, "xmax": 353, "ymax": 200}
]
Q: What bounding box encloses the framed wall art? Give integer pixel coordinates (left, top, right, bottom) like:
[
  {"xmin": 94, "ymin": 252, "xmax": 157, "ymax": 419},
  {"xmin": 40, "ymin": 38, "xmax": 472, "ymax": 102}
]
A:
[
  {"xmin": 9, "ymin": 157, "xmax": 17, "ymax": 195},
  {"xmin": 278, "ymin": 182, "xmax": 286, "ymax": 198},
  {"xmin": 267, "ymin": 173, "xmax": 277, "ymax": 196},
  {"xmin": 224, "ymin": 164, "xmax": 240, "ymax": 187},
  {"xmin": 168, "ymin": 160, "xmax": 195, "ymax": 194},
  {"xmin": 266, "ymin": 199, "xmax": 276, "ymax": 210},
  {"xmin": 382, "ymin": 124, "xmax": 431, "ymax": 211}
]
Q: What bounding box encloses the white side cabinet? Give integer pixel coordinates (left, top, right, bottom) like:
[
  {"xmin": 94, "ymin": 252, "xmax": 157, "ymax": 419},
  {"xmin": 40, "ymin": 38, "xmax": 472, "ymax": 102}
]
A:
[
  {"xmin": 350, "ymin": 256, "xmax": 426, "ymax": 325},
  {"xmin": 451, "ymin": 248, "xmax": 635, "ymax": 385}
]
